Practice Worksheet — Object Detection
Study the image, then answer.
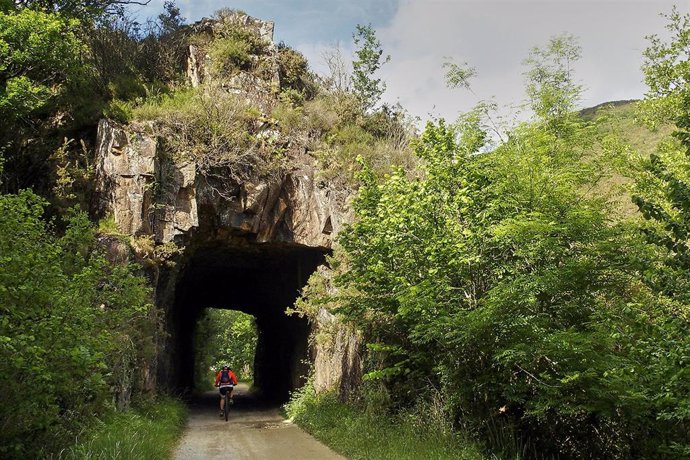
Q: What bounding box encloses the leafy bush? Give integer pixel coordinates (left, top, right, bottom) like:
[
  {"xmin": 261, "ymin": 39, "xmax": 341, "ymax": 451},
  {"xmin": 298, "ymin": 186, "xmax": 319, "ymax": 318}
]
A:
[
  {"xmin": 293, "ymin": 33, "xmax": 690, "ymax": 458},
  {"xmin": 209, "ymin": 36, "xmax": 253, "ymax": 74},
  {"xmin": 0, "ymin": 191, "xmax": 155, "ymax": 458},
  {"xmin": 0, "ymin": 8, "xmax": 84, "ymax": 123},
  {"xmin": 271, "ymin": 91, "xmax": 417, "ymax": 188},
  {"xmin": 9, "ymin": 0, "xmax": 157, "ymax": 19},
  {"xmin": 205, "ymin": 11, "xmax": 270, "ymax": 77},
  {"xmin": 103, "ymin": 98, "xmax": 134, "ymax": 123},
  {"xmin": 276, "ymin": 42, "xmax": 314, "ymax": 96},
  {"xmin": 0, "ymin": 4, "xmax": 186, "ymax": 198},
  {"xmin": 285, "ymin": 386, "xmax": 484, "ymax": 460}
]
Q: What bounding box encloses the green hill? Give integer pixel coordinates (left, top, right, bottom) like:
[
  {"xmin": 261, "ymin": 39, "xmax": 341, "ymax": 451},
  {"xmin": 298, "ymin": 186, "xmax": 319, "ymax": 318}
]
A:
[
  {"xmin": 582, "ymin": 99, "xmax": 673, "ymax": 154},
  {"xmin": 580, "ymin": 99, "xmax": 674, "ymax": 218}
]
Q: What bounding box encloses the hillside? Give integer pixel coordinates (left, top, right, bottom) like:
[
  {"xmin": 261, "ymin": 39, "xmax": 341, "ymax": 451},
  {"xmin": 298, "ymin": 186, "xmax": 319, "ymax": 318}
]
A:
[
  {"xmin": 577, "ymin": 100, "xmax": 673, "ymax": 218},
  {"xmin": 583, "ymin": 99, "xmax": 673, "ymax": 154}
]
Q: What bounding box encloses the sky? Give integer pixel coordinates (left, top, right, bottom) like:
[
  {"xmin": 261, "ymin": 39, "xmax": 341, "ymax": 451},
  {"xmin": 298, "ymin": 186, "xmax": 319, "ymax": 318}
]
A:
[{"xmin": 132, "ymin": 0, "xmax": 689, "ymax": 123}]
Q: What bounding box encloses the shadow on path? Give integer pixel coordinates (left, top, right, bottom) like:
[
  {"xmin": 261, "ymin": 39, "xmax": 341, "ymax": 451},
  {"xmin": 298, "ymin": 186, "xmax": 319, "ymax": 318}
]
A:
[
  {"xmin": 174, "ymin": 384, "xmax": 343, "ymax": 460},
  {"xmin": 187, "ymin": 384, "xmax": 278, "ymax": 417}
]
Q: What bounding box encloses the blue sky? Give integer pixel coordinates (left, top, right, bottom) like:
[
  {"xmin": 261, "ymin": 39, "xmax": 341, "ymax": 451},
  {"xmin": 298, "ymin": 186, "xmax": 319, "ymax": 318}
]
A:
[
  {"xmin": 132, "ymin": 0, "xmax": 688, "ymax": 123},
  {"xmin": 134, "ymin": 0, "xmax": 399, "ymax": 44}
]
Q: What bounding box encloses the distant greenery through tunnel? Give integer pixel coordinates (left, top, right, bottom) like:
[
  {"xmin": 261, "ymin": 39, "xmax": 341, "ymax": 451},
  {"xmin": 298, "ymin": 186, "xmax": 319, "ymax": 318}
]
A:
[{"xmin": 194, "ymin": 309, "xmax": 258, "ymax": 390}]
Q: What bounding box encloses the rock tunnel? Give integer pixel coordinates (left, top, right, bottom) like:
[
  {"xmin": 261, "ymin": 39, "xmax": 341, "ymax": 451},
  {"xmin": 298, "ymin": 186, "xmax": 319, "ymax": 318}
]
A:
[{"xmin": 162, "ymin": 241, "xmax": 326, "ymax": 402}]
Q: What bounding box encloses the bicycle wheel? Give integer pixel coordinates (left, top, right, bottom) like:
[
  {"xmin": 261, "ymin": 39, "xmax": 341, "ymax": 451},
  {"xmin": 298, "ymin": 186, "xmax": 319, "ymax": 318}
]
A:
[{"xmin": 224, "ymin": 391, "xmax": 229, "ymax": 421}]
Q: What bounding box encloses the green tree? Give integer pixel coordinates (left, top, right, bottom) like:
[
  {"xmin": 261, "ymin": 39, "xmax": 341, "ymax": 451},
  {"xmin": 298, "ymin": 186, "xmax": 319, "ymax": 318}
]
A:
[
  {"xmin": 351, "ymin": 24, "xmax": 389, "ymax": 110},
  {"xmin": 524, "ymin": 33, "xmax": 582, "ymax": 134},
  {"xmin": 0, "ymin": 191, "xmax": 153, "ymax": 458},
  {"xmin": 0, "ymin": 8, "xmax": 83, "ymax": 123},
  {"xmin": 298, "ymin": 33, "xmax": 690, "ymax": 457},
  {"xmin": 630, "ymin": 9, "xmax": 690, "ymax": 456},
  {"xmin": 11, "ymin": 0, "xmax": 151, "ymax": 18},
  {"xmin": 157, "ymin": 0, "xmax": 184, "ymax": 36},
  {"xmin": 195, "ymin": 309, "xmax": 258, "ymax": 387},
  {"xmin": 636, "ymin": 7, "xmax": 690, "ymax": 293},
  {"xmin": 442, "ymin": 59, "xmax": 476, "ymax": 91}
]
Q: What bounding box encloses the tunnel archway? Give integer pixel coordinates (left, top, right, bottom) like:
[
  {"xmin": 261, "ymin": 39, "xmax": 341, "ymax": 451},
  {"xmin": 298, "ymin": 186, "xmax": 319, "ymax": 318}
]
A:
[{"xmin": 165, "ymin": 242, "xmax": 326, "ymax": 402}]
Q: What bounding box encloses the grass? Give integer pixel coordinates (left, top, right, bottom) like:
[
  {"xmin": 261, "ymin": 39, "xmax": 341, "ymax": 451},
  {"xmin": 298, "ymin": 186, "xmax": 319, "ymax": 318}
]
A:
[
  {"xmin": 130, "ymin": 88, "xmax": 198, "ymax": 121},
  {"xmin": 61, "ymin": 395, "xmax": 187, "ymax": 460},
  {"xmin": 285, "ymin": 389, "xmax": 486, "ymax": 460},
  {"xmin": 576, "ymin": 100, "xmax": 675, "ymax": 220},
  {"xmin": 584, "ymin": 100, "xmax": 673, "ymax": 154}
]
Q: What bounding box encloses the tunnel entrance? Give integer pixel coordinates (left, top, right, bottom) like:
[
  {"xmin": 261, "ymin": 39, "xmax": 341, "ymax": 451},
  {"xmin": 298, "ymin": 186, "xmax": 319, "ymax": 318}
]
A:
[{"xmin": 165, "ymin": 242, "xmax": 325, "ymax": 402}]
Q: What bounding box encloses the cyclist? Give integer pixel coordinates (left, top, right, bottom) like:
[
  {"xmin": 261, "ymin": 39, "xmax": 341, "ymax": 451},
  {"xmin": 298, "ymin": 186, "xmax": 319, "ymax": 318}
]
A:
[{"xmin": 214, "ymin": 365, "xmax": 238, "ymax": 417}]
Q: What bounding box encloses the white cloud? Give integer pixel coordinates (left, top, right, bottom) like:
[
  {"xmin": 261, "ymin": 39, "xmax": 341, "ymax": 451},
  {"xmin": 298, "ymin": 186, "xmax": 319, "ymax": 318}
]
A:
[{"xmin": 375, "ymin": 0, "xmax": 683, "ymax": 122}]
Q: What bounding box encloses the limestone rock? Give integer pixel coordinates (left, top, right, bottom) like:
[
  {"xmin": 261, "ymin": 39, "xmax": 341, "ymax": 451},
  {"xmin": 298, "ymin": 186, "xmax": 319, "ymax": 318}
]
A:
[{"xmin": 313, "ymin": 308, "xmax": 362, "ymax": 399}]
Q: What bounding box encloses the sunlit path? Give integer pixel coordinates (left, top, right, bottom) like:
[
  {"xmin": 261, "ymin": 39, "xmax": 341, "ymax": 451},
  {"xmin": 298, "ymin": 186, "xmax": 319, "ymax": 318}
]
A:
[{"xmin": 174, "ymin": 384, "xmax": 344, "ymax": 460}]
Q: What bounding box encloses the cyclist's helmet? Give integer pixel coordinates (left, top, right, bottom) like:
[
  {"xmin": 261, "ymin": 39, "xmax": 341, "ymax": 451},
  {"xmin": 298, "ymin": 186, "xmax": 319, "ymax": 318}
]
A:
[{"xmin": 222, "ymin": 365, "xmax": 229, "ymax": 370}]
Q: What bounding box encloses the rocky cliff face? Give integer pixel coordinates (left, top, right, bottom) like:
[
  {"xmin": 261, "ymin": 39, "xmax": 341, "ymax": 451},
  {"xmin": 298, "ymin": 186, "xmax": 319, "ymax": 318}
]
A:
[
  {"xmin": 93, "ymin": 118, "xmax": 343, "ymax": 248},
  {"xmin": 92, "ymin": 12, "xmax": 360, "ymax": 400}
]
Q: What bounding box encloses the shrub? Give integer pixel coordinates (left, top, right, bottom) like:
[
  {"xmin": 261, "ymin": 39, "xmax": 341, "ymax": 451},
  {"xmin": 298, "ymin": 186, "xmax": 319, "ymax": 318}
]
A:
[
  {"xmin": 271, "ymin": 90, "xmax": 416, "ymax": 189},
  {"xmin": 0, "ymin": 192, "xmax": 154, "ymax": 458},
  {"xmin": 209, "ymin": 35, "xmax": 252, "ymax": 75},
  {"xmin": 103, "ymin": 98, "xmax": 134, "ymax": 123},
  {"xmin": 0, "ymin": 9, "xmax": 84, "ymax": 123},
  {"xmin": 106, "ymin": 74, "xmax": 147, "ymax": 101},
  {"xmin": 277, "ymin": 43, "xmax": 315, "ymax": 96},
  {"xmin": 279, "ymin": 88, "xmax": 305, "ymax": 107},
  {"xmin": 204, "ymin": 10, "xmax": 270, "ymax": 77},
  {"xmin": 304, "ymin": 95, "xmax": 344, "ymax": 134},
  {"xmin": 132, "ymin": 87, "xmax": 282, "ymax": 180}
]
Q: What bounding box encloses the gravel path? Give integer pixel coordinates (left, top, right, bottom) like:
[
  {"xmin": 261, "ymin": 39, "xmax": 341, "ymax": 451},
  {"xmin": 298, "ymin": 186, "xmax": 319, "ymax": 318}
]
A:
[{"xmin": 173, "ymin": 384, "xmax": 344, "ymax": 460}]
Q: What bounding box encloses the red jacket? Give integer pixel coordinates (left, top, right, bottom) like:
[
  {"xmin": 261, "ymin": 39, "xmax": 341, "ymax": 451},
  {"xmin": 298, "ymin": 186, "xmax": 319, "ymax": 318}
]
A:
[{"xmin": 215, "ymin": 369, "xmax": 238, "ymax": 386}]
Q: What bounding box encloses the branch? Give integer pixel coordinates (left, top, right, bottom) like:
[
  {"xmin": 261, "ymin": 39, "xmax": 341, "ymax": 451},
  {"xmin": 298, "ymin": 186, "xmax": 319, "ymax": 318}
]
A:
[{"xmin": 515, "ymin": 364, "xmax": 561, "ymax": 388}]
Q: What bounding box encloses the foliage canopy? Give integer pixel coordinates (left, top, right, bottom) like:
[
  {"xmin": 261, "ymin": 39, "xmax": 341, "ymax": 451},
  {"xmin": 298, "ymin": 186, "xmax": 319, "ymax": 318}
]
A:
[{"xmin": 295, "ymin": 32, "xmax": 690, "ymax": 457}]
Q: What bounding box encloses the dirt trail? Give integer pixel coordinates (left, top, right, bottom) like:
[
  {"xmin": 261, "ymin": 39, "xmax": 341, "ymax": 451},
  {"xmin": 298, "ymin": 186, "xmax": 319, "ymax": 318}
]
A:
[{"xmin": 173, "ymin": 384, "xmax": 344, "ymax": 460}]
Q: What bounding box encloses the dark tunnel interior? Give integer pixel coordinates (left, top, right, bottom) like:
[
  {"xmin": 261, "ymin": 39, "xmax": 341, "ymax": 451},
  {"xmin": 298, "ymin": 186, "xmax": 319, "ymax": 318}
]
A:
[{"xmin": 167, "ymin": 242, "xmax": 326, "ymax": 402}]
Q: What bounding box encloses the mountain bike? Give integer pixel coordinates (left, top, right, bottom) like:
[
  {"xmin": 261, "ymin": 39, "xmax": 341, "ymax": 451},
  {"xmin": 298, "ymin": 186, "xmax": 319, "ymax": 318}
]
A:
[{"xmin": 220, "ymin": 384, "xmax": 234, "ymax": 421}]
